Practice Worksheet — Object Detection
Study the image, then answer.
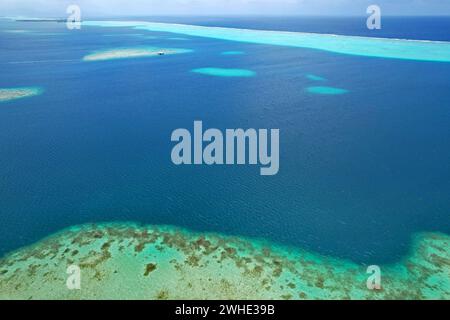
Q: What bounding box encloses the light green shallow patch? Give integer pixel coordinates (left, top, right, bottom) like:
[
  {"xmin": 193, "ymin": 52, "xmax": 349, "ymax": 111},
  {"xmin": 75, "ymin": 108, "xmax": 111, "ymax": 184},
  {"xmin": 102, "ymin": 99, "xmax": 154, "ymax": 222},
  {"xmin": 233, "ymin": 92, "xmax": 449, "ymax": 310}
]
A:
[
  {"xmin": 0, "ymin": 87, "xmax": 43, "ymax": 103},
  {"xmin": 192, "ymin": 68, "xmax": 256, "ymax": 77},
  {"xmin": 307, "ymin": 86, "xmax": 349, "ymax": 95},
  {"xmin": 0, "ymin": 223, "xmax": 448, "ymax": 300},
  {"xmin": 82, "ymin": 47, "xmax": 192, "ymax": 62},
  {"xmin": 83, "ymin": 21, "xmax": 450, "ymax": 62}
]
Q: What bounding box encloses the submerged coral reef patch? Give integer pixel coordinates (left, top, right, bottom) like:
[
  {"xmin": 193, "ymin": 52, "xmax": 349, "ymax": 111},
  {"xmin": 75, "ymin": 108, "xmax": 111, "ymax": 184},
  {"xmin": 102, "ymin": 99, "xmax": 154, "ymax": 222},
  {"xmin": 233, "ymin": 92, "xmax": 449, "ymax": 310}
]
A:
[
  {"xmin": 0, "ymin": 87, "xmax": 43, "ymax": 103},
  {"xmin": 306, "ymin": 74, "xmax": 327, "ymax": 82},
  {"xmin": 0, "ymin": 223, "xmax": 448, "ymax": 300},
  {"xmin": 306, "ymin": 86, "xmax": 349, "ymax": 95},
  {"xmin": 192, "ymin": 68, "xmax": 256, "ymax": 77},
  {"xmin": 221, "ymin": 51, "xmax": 245, "ymax": 55}
]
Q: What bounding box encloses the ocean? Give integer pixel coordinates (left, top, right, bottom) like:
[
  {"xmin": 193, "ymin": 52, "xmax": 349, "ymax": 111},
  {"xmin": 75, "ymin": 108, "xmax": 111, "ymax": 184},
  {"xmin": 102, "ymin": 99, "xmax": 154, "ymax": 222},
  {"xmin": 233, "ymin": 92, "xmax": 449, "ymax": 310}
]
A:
[{"xmin": 0, "ymin": 16, "xmax": 449, "ymax": 266}]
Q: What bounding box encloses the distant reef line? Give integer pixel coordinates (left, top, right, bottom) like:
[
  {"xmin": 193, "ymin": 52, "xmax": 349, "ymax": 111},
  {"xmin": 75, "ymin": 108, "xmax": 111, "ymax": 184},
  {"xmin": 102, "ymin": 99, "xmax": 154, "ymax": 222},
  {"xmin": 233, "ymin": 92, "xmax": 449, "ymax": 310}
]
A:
[{"xmin": 83, "ymin": 20, "xmax": 450, "ymax": 62}]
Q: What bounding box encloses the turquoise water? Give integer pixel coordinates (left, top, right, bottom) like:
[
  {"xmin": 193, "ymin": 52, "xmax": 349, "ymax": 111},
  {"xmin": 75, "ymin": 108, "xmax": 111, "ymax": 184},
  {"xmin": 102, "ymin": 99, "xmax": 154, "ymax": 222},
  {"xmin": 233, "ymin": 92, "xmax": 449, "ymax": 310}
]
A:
[
  {"xmin": 192, "ymin": 67, "xmax": 256, "ymax": 77},
  {"xmin": 0, "ymin": 18, "xmax": 450, "ymax": 265},
  {"xmin": 307, "ymin": 86, "xmax": 348, "ymax": 95}
]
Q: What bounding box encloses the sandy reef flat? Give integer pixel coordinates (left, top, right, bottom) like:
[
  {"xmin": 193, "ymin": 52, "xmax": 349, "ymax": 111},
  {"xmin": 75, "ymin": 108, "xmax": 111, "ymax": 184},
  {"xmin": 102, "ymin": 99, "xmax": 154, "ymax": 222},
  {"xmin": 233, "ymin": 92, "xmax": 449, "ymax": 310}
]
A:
[
  {"xmin": 82, "ymin": 47, "xmax": 192, "ymax": 62},
  {"xmin": 0, "ymin": 223, "xmax": 448, "ymax": 300},
  {"xmin": 0, "ymin": 87, "xmax": 43, "ymax": 103}
]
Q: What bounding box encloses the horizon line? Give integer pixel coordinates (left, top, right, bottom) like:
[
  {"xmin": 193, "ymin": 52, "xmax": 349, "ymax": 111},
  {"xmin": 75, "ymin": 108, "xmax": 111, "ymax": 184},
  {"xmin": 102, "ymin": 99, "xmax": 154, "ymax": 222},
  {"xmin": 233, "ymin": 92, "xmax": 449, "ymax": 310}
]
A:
[{"xmin": 3, "ymin": 14, "xmax": 450, "ymax": 19}]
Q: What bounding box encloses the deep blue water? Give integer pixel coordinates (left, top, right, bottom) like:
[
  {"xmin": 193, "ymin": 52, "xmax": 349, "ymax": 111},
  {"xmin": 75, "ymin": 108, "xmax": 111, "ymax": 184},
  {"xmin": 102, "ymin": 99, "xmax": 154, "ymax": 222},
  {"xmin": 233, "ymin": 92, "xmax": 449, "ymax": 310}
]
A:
[{"xmin": 0, "ymin": 17, "xmax": 449, "ymax": 264}]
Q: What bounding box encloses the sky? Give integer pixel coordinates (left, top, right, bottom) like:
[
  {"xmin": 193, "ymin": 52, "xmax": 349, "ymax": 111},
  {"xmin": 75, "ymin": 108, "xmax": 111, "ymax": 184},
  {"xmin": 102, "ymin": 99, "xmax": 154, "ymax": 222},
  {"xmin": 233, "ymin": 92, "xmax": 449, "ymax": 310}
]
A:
[{"xmin": 1, "ymin": 0, "xmax": 450, "ymax": 17}]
